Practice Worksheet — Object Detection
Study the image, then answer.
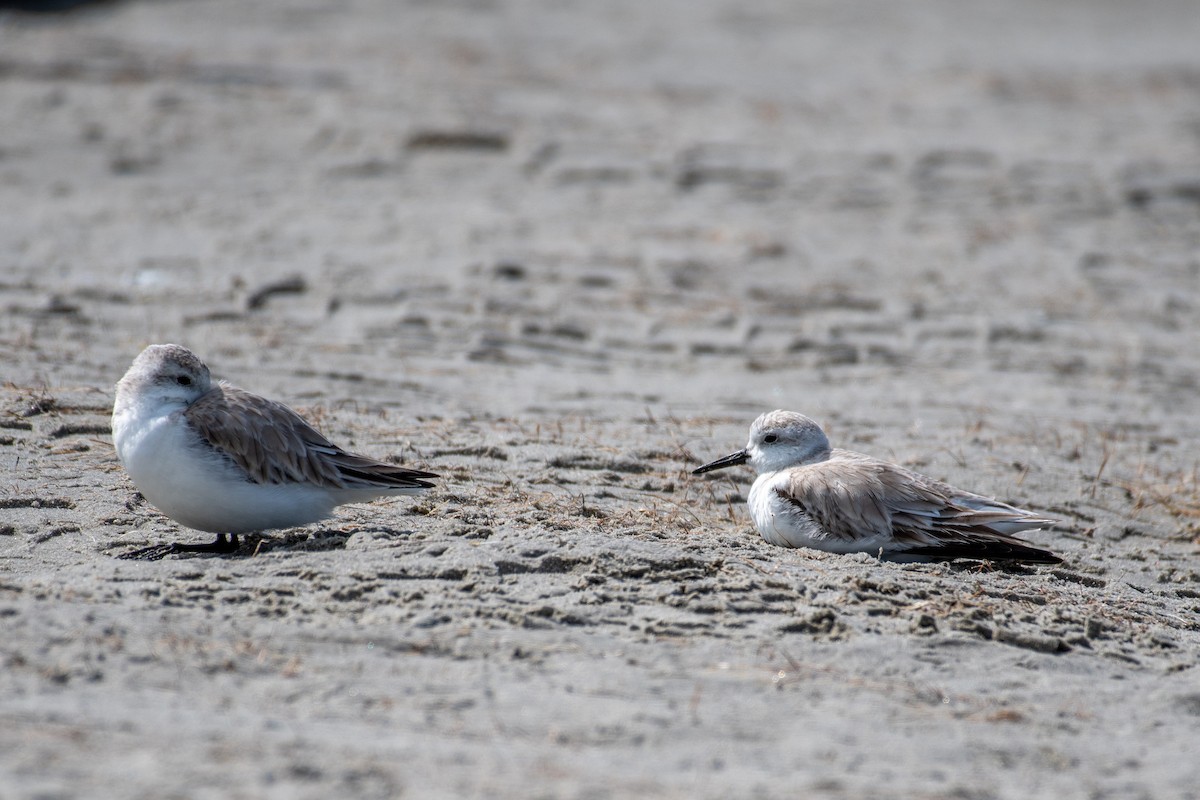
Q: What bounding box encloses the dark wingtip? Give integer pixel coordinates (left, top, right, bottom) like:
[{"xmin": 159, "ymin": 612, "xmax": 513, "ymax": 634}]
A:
[
  {"xmin": 340, "ymin": 465, "xmax": 440, "ymax": 489},
  {"xmin": 903, "ymin": 541, "xmax": 1062, "ymax": 565},
  {"xmin": 394, "ymin": 471, "xmax": 439, "ymax": 489}
]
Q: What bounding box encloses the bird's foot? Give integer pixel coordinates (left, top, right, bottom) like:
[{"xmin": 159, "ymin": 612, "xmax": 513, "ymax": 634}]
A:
[{"xmin": 116, "ymin": 533, "xmax": 240, "ymax": 560}]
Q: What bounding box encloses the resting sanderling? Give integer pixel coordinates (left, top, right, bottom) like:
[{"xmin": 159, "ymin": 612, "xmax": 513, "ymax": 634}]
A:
[
  {"xmin": 111, "ymin": 344, "xmax": 437, "ymax": 560},
  {"xmin": 693, "ymin": 410, "xmax": 1060, "ymax": 564}
]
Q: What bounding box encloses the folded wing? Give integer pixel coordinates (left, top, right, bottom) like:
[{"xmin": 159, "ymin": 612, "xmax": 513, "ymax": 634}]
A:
[
  {"xmin": 781, "ymin": 452, "xmax": 1059, "ymax": 563},
  {"xmin": 185, "ymin": 384, "xmax": 439, "ymax": 490}
]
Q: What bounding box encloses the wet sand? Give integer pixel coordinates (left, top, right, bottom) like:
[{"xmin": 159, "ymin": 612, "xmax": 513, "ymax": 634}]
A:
[{"xmin": 2, "ymin": 1, "xmax": 1199, "ymax": 797}]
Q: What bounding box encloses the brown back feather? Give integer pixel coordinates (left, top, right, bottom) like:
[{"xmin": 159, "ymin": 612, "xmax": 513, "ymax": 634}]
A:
[
  {"xmin": 184, "ymin": 384, "xmax": 438, "ymax": 490},
  {"xmin": 781, "ymin": 450, "xmax": 1052, "ymax": 552}
]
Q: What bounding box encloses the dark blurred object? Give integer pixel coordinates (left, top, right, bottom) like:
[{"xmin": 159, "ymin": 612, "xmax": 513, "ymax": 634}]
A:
[{"xmin": 0, "ymin": 0, "xmax": 116, "ymax": 11}]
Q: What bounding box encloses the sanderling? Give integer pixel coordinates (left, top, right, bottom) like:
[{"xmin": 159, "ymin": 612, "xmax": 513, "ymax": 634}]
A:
[
  {"xmin": 111, "ymin": 344, "xmax": 438, "ymax": 560},
  {"xmin": 693, "ymin": 410, "xmax": 1060, "ymax": 564}
]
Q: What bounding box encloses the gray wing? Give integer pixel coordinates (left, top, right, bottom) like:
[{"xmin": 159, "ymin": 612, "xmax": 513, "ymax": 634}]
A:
[
  {"xmin": 184, "ymin": 384, "xmax": 438, "ymax": 490},
  {"xmin": 780, "ymin": 452, "xmax": 1059, "ymax": 562}
]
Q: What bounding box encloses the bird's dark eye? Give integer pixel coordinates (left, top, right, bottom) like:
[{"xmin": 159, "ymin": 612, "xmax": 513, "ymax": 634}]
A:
[
  {"xmin": 763, "ymin": 433, "xmax": 778, "ymax": 444},
  {"xmin": 176, "ymin": 375, "xmax": 192, "ymax": 386}
]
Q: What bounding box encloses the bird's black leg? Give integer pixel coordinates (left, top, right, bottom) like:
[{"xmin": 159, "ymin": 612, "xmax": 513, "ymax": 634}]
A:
[
  {"xmin": 117, "ymin": 533, "xmax": 241, "ymax": 561},
  {"xmin": 172, "ymin": 533, "xmax": 240, "ymax": 555}
]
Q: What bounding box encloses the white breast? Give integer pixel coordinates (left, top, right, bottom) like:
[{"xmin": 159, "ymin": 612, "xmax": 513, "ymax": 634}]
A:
[
  {"xmin": 747, "ymin": 470, "xmax": 893, "ymax": 554},
  {"xmin": 748, "ymin": 471, "xmax": 824, "ymax": 549},
  {"xmin": 112, "ymin": 398, "xmax": 339, "ymax": 534}
]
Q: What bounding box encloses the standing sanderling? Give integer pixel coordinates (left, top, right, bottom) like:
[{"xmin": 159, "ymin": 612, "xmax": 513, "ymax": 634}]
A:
[
  {"xmin": 111, "ymin": 344, "xmax": 438, "ymax": 560},
  {"xmin": 693, "ymin": 410, "xmax": 1060, "ymax": 564}
]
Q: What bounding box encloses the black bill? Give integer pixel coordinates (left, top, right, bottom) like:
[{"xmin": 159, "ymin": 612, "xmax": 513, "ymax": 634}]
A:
[{"xmin": 692, "ymin": 449, "xmax": 749, "ymax": 475}]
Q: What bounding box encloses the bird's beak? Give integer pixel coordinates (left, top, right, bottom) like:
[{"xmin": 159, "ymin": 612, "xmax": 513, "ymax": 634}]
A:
[{"xmin": 692, "ymin": 449, "xmax": 749, "ymax": 475}]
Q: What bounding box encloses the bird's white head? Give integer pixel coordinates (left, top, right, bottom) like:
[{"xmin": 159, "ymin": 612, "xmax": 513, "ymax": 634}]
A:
[
  {"xmin": 745, "ymin": 410, "xmax": 832, "ymax": 473},
  {"xmin": 693, "ymin": 409, "xmax": 832, "ymax": 477},
  {"xmin": 115, "ymin": 344, "xmax": 212, "ymax": 413}
]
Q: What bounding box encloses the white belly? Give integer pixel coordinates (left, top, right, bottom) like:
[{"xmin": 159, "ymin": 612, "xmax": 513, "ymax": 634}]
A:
[{"xmin": 113, "ymin": 404, "xmax": 339, "ymax": 534}]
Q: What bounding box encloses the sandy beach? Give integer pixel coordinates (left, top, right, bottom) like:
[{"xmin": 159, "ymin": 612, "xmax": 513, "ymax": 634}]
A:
[{"xmin": 2, "ymin": 0, "xmax": 1199, "ymax": 797}]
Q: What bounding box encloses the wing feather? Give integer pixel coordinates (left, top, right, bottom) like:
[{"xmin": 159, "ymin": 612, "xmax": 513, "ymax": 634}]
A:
[
  {"xmin": 778, "ymin": 450, "xmax": 1057, "ymax": 562},
  {"xmin": 184, "ymin": 384, "xmax": 438, "ymax": 490}
]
